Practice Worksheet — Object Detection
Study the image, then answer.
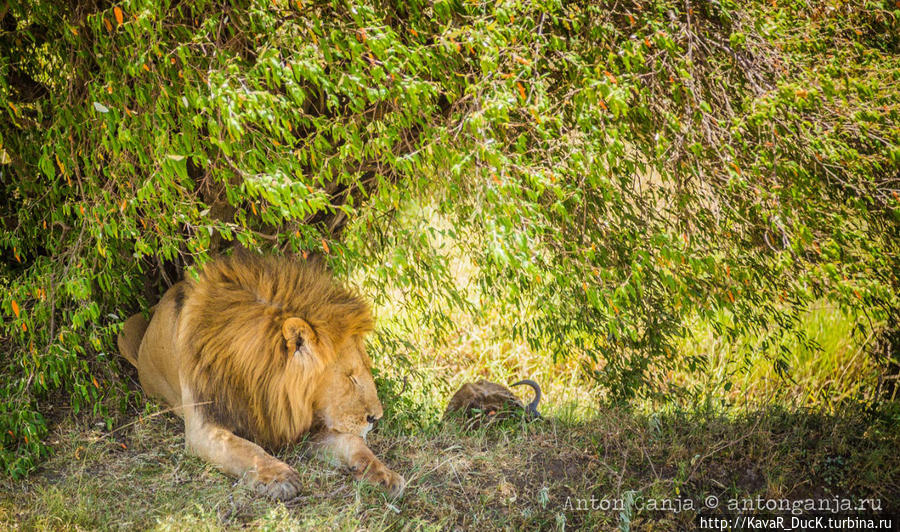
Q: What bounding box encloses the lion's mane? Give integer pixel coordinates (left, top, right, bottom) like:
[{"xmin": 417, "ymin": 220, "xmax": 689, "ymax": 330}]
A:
[{"xmin": 177, "ymin": 253, "xmax": 373, "ymax": 449}]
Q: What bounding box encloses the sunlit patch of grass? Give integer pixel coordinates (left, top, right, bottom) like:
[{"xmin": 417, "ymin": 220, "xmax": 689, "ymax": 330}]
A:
[
  {"xmin": 349, "ymin": 204, "xmax": 603, "ymax": 430},
  {"xmin": 670, "ymin": 303, "xmax": 879, "ymax": 410},
  {"xmin": 353, "ymin": 200, "xmax": 884, "ymax": 427}
]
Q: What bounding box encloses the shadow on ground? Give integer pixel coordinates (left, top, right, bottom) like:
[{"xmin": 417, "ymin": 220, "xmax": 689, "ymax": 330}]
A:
[{"xmin": 1, "ymin": 403, "xmax": 897, "ymax": 530}]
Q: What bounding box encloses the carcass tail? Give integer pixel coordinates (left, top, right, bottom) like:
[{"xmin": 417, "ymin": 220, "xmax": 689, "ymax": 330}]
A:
[{"xmin": 511, "ymin": 379, "xmax": 542, "ymax": 419}]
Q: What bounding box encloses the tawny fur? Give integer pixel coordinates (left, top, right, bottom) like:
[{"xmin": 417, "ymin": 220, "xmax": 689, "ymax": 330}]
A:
[
  {"xmin": 118, "ymin": 312, "xmax": 149, "ymax": 367},
  {"xmin": 180, "ymin": 253, "xmax": 374, "ymax": 449},
  {"xmin": 117, "ymin": 253, "xmax": 404, "ymax": 499}
]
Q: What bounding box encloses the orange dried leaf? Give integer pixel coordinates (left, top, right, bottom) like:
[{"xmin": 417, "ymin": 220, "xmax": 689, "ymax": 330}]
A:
[
  {"xmin": 104, "ymin": 17, "xmax": 112, "ymax": 32},
  {"xmin": 142, "ymin": 63, "xmax": 151, "ymax": 72},
  {"xmin": 516, "ymin": 82, "xmax": 526, "ymax": 100},
  {"xmin": 11, "ymin": 300, "xmax": 19, "ymax": 318},
  {"xmin": 321, "ymin": 239, "xmax": 330, "ymax": 253},
  {"xmin": 21, "ymin": 322, "xmax": 27, "ymax": 332},
  {"xmin": 92, "ymin": 376, "xmax": 99, "ymax": 388},
  {"xmin": 114, "ymin": 7, "xmax": 124, "ymax": 25}
]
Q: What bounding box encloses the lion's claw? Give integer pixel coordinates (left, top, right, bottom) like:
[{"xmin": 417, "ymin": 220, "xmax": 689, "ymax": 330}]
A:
[
  {"xmin": 381, "ymin": 469, "xmax": 405, "ymax": 497},
  {"xmin": 254, "ymin": 461, "xmax": 303, "ymax": 501},
  {"xmin": 355, "ymin": 460, "xmax": 405, "ymax": 497}
]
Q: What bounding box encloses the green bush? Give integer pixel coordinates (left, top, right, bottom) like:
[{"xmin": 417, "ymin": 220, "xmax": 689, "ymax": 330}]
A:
[{"xmin": 1, "ymin": 0, "xmax": 898, "ymax": 476}]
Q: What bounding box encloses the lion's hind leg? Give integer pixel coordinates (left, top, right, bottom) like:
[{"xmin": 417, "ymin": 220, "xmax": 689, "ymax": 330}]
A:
[{"xmin": 118, "ymin": 312, "xmax": 150, "ymax": 367}]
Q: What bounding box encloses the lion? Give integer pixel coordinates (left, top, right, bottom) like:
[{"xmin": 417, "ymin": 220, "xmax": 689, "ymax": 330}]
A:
[{"xmin": 117, "ymin": 253, "xmax": 404, "ymax": 500}]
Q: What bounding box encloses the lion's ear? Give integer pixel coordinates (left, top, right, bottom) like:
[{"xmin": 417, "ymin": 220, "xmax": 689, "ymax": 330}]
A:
[{"xmin": 282, "ymin": 317, "xmax": 317, "ymax": 354}]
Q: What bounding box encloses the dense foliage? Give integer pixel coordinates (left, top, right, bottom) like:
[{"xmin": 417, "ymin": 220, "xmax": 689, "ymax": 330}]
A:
[{"xmin": 1, "ymin": 0, "xmax": 898, "ymax": 477}]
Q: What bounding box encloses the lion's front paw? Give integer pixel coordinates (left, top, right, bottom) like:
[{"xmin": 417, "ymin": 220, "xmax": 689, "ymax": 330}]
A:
[
  {"xmin": 358, "ymin": 461, "xmax": 405, "ymax": 497},
  {"xmin": 253, "ymin": 460, "xmax": 303, "ymax": 501},
  {"xmin": 379, "ymin": 468, "xmax": 405, "ymax": 497}
]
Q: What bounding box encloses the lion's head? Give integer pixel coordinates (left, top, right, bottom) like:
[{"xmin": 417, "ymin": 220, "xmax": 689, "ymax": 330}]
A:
[
  {"xmin": 311, "ymin": 334, "xmax": 383, "ymax": 438},
  {"xmin": 181, "ymin": 253, "xmax": 381, "ymax": 449}
]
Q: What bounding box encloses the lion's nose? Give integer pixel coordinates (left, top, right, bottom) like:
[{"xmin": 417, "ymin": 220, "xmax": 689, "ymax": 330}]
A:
[{"xmin": 366, "ymin": 414, "xmax": 380, "ymax": 424}]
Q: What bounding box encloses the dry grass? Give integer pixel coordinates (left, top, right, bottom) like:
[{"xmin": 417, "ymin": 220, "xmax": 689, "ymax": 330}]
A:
[{"xmin": 2, "ymin": 399, "xmax": 897, "ymax": 531}]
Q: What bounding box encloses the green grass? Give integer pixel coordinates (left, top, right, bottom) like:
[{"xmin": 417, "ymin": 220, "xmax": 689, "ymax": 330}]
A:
[
  {"xmin": 669, "ymin": 304, "xmax": 881, "ymax": 410},
  {"xmin": 1, "ymin": 400, "xmax": 897, "ymax": 530}
]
